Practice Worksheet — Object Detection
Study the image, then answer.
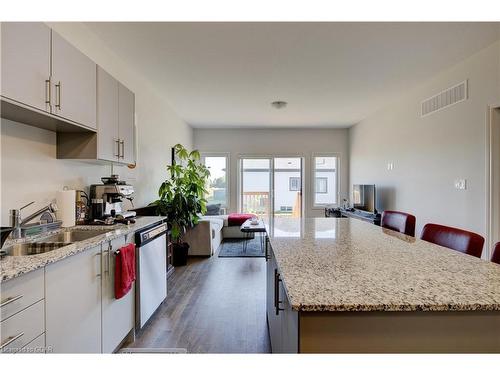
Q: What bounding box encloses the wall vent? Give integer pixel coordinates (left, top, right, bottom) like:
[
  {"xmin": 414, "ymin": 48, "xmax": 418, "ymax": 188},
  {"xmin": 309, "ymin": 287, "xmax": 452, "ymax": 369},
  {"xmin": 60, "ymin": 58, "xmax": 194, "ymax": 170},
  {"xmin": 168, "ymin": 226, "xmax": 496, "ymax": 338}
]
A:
[{"xmin": 421, "ymin": 80, "xmax": 468, "ymax": 117}]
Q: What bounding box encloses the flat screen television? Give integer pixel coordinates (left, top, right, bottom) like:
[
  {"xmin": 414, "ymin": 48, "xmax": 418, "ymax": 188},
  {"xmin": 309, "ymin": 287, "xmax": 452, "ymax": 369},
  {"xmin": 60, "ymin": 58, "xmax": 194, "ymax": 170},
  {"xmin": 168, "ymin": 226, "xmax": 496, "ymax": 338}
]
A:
[{"xmin": 352, "ymin": 184, "xmax": 376, "ymax": 213}]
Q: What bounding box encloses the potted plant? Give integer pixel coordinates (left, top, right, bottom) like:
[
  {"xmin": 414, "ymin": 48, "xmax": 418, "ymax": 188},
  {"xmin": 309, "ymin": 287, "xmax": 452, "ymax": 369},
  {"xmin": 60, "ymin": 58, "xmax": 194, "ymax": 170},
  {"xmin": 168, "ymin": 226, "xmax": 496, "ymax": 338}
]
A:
[{"xmin": 155, "ymin": 144, "xmax": 210, "ymax": 266}]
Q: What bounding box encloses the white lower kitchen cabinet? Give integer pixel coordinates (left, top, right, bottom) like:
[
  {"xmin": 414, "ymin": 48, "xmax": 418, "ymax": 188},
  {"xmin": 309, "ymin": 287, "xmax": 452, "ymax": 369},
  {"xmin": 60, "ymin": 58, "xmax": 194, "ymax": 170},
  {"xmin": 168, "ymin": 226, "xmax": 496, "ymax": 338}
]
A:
[
  {"xmin": 45, "ymin": 235, "xmax": 135, "ymax": 353},
  {"xmin": 45, "ymin": 245, "xmax": 102, "ymax": 353},
  {"xmin": 0, "ymin": 300, "xmax": 45, "ymax": 353},
  {"xmin": 101, "ymin": 235, "xmax": 135, "ymax": 353}
]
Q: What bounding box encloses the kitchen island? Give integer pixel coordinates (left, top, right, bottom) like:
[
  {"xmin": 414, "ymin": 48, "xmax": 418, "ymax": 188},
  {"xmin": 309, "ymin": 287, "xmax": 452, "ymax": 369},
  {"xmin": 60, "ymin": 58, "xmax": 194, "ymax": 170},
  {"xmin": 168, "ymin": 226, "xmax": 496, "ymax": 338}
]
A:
[{"xmin": 266, "ymin": 218, "xmax": 500, "ymax": 353}]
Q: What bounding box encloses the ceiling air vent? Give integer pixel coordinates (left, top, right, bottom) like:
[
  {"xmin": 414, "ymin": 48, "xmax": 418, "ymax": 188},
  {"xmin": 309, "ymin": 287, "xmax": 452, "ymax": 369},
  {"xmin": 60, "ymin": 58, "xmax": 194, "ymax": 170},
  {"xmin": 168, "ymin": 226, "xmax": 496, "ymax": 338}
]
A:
[{"xmin": 421, "ymin": 80, "xmax": 468, "ymax": 117}]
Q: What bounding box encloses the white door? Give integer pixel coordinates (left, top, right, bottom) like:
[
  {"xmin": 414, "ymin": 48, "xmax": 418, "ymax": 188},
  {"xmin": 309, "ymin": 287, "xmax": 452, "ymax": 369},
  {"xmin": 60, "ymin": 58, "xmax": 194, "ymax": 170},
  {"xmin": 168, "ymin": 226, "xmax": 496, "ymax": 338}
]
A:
[
  {"xmin": 0, "ymin": 22, "xmax": 51, "ymax": 112},
  {"xmin": 240, "ymin": 157, "xmax": 304, "ymax": 223},
  {"xmin": 241, "ymin": 158, "xmax": 272, "ymax": 224},
  {"xmin": 101, "ymin": 236, "xmax": 135, "ymax": 353},
  {"xmin": 51, "ymin": 30, "xmax": 97, "ymax": 129},
  {"xmin": 273, "ymin": 157, "xmax": 303, "ymax": 219},
  {"xmin": 97, "ymin": 66, "xmax": 119, "ymax": 161},
  {"xmin": 45, "ymin": 246, "xmax": 102, "ymax": 353},
  {"xmin": 118, "ymin": 82, "xmax": 135, "ymax": 164},
  {"xmin": 490, "ymin": 106, "xmax": 500, "ymax": 259}
]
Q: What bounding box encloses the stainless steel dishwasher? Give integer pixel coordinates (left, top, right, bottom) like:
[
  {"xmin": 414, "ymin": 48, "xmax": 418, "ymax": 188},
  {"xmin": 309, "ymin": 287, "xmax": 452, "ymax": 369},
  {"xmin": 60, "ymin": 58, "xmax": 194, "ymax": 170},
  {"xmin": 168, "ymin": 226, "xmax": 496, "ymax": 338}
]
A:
[{"xmin": 135, "ymin": 221, "xmax": 168, "ymax": 330}]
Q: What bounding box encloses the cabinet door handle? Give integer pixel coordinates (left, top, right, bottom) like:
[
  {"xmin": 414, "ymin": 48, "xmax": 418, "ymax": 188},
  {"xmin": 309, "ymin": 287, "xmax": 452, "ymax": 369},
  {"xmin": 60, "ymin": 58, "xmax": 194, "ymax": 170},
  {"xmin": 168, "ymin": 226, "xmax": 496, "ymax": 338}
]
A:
[
  {"xmin": 55, "ymin": 81, "xmax": 62, "ymax": 110},
  {"xmin": 95, "ymin": 252, "xmax": 102, "ymax": 277},
  {"xmin": 120, "ymin": 140, "xmax": 125, "ymax": 158},
  {"xmin": 45, "ymin": 78, "xmax": 51, "ymax": 107},
  {"xmin": 274, "ymin": 269, "xmax": 284, "ymax": 316},
  {"xmin": 104, "ymin": 243, "xmax": 112, "ymax": 274},
  {"xmin": 114, "ymin": 139, "xmax": 120, "ymax": 158},
  {"xmin": 0, "ymin": 332, "xmax": 24, "ymax": 350},
  {"xmin": 0, "ymin": 294, "xmax": 23, "ymax": 308}
]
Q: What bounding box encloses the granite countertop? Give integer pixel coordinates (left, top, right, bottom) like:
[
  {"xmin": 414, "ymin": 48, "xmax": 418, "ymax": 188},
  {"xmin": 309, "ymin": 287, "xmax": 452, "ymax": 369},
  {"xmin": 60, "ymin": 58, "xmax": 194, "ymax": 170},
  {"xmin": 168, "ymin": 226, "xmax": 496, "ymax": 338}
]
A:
[
  {"xmin": 0, "ymin": 216, "xmax": 166, "ymax": 283},
  {"xmin": 268, "ymin": 217, "xmax": 500, "ymax": 312}
]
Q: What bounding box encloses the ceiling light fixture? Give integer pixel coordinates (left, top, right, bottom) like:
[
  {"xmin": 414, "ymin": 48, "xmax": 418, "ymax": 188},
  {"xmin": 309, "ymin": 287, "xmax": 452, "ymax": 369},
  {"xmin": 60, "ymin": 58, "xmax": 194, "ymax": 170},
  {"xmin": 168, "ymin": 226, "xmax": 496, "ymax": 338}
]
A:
[{"xmin": 271, "ymin": 101, "xmax": 288, "ymax": 109}]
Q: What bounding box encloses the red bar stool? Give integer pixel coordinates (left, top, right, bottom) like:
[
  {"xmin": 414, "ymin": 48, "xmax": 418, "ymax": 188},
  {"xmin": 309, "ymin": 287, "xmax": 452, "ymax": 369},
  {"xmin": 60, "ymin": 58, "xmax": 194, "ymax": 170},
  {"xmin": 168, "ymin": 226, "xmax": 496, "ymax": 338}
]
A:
[
  {"xmin": 420, "ymin": 223, "xmax": 484, "ymax": 258},
  {"xmin": 491, "ymin": 242, "xmax": 500, "ymax": 265},
  {"xmin": 381, "ymin": 210, "xmax": 416, "ymax": 237}
]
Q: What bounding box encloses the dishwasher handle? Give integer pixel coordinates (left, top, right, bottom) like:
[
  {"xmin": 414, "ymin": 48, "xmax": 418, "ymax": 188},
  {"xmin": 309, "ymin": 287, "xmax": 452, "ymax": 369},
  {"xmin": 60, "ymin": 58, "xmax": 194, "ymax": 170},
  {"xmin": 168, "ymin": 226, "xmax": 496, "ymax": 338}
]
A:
[{"xmin": 135, "ymin": 222, "xmax": 168, "ymax": 247}]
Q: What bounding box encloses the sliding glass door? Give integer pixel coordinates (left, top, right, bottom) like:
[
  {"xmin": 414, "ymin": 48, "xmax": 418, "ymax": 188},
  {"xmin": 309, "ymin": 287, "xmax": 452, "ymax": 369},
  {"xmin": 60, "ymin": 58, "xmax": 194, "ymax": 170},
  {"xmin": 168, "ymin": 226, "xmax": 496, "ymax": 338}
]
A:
[
  {"xmin": 241, "ymin": 158, "xmax": 272, "ymax": 223},
  {"xmin": 240, "ymin": 157, "xmax": 303, "ymax": 224},
  {"xmin": 273, "ymin": 157, "xmax": 302, "ymax": 218}
]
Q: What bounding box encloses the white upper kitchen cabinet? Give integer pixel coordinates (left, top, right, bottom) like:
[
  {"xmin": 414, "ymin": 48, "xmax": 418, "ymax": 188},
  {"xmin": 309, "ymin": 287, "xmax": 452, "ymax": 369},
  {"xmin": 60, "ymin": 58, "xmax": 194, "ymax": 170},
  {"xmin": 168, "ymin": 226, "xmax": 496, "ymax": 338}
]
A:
[
  {"xmin": 97, "ymin": 66, "xmax": 120, "ymax": 162},
  {"xmin": 118, "ymin": 83, "xmax": 136, "ymax": 164},
  {"xmin": 45, "ymin": 245, "xmax": 102, "ymax": 353},
  {"xmin": 51, "ymin": 30, "xmax": 97, "ymax": 130},
  {"xmin": 1, "ymin": 22, "xmax": 51, "ymax": 112}
]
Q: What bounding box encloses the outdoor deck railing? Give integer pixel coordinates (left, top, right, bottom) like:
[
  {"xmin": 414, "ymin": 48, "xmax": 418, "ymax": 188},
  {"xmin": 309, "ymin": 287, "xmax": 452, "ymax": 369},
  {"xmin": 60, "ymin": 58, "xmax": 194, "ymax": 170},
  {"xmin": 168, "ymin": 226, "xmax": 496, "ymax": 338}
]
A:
[{"xmin": 242, "ymin": 192, "xmax": 270, "ymax": 215}]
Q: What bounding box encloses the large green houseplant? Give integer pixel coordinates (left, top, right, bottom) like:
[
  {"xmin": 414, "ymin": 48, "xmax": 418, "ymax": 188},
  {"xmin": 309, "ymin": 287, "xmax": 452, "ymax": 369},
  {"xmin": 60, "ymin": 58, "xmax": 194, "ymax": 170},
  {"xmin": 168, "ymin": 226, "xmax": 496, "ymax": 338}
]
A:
[{"xmin": 155, "ymin": 144, "xmax": 210, "ymax": 266}]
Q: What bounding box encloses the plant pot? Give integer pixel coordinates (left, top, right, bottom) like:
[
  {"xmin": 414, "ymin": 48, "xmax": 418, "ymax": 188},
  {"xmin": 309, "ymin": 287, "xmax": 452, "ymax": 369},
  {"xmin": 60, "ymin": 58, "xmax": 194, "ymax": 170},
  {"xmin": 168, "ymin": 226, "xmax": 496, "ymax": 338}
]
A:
[{"xmin": 173, "ymin": 242, "xmax": 190, "ymax": 266}]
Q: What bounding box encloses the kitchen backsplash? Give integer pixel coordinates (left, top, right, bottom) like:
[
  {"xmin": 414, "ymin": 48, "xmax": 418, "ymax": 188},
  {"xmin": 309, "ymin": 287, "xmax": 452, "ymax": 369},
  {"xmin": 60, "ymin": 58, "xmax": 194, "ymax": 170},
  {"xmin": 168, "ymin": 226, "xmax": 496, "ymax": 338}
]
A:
[{"xmin": 0, "ymin": 118, "xmax": 135, "ymax": 225}]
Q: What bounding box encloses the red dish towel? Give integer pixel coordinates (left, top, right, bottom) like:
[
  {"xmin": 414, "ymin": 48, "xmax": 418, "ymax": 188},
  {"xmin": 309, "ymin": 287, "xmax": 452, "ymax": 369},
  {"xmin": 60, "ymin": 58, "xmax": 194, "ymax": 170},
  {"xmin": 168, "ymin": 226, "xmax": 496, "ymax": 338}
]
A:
[
  {"xmin": 228, "ymin": 213, "xmax": 257, "ymax": 226},
  {"xmin": 115, "ymin": 243, "xmax": 136, "ymax": 299}
]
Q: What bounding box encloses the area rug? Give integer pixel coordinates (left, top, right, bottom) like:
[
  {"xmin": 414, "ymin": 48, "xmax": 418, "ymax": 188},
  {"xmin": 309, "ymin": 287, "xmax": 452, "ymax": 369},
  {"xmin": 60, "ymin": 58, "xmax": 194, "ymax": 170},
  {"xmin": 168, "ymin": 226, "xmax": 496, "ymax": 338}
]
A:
[{"xmin": 218, "ymin": 237, "xmax": 265, "ymax": 258}]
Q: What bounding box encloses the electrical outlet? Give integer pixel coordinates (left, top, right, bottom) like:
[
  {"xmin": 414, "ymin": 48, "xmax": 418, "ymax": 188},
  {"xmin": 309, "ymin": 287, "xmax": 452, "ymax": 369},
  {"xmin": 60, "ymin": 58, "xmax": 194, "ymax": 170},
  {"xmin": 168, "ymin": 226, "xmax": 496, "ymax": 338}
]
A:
[
  {"xmin": 454, "ymin": 179, "xmax": 467, "ymax": 190},
  {"xmin": 387, "ymin": 162, "xmax": 394, "ymax": 171}
]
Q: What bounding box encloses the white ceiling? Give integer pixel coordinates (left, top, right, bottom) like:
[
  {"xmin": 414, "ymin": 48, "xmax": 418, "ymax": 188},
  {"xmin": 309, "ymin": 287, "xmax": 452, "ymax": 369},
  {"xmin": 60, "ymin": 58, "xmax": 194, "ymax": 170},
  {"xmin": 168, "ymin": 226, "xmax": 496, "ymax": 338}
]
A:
[{"xmin": 85, "ymin": 22, "xmax": 500, "ymax": 128}]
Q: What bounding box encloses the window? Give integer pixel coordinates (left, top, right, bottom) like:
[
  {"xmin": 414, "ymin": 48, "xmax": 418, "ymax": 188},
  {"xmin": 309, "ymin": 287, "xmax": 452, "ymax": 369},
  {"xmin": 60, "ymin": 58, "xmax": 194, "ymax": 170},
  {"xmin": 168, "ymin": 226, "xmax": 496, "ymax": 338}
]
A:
[
  {"xmin": 201, "ymin": 153, "xmax": 229, "ymax": 208},
  {"xmin": 289, "ymin": 177, "xmax": 301, "ymax": 191},
  {"xmin": 315, "ymin": 177, "xmax": 328, "ymax": 193},
  {"xmin": 313, "ymin": 155, "xmax": 338, "ymax": 206}
]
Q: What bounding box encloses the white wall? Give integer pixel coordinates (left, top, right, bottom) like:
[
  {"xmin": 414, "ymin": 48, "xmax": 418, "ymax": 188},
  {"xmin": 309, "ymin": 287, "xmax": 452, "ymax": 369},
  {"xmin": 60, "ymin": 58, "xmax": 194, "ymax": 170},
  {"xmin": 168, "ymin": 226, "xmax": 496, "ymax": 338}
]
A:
[
  {"xmin": 349, "ymin": 40, "xmax": 500, "ymax": 251},
  {"xmin": 193, "ymin": 128, "xmax": 349, "ymax": 217},
  {"xmin": 0, "ymin": 22, "xmax": 192, "ymax": 224}
]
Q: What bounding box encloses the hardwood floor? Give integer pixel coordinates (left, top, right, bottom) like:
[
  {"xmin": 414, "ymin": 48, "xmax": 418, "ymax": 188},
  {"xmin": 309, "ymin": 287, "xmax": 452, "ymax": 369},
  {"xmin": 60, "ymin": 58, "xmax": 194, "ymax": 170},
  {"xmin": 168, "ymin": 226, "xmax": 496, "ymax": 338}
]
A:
[{"xmin": 130, "ymin": 251, "xmax": 271, "ymax": 353}]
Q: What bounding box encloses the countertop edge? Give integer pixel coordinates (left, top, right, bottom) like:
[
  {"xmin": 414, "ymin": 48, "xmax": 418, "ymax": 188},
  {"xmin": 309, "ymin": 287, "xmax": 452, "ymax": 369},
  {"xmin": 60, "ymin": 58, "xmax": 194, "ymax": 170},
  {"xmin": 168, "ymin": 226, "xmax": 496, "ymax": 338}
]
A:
[
  {"xmin": 0, "ymin": 216, "xmax": 166, "ymax": 283},
  {"xmin": 292, "ymin": 303, "xmax": 500, "ymax": 312}
]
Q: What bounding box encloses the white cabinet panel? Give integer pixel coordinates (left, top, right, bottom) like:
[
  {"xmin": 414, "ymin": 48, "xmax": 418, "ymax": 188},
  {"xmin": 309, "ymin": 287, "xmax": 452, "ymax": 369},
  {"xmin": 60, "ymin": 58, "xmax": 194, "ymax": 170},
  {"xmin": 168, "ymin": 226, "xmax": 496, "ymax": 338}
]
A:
[
  {"xmin": 101, "ymin": 237, "xmax": 135, "ymax": 353},
  {"xmin": 51, "ymin": 30, "xmax": 97, "ymax": 129},
  {"xmin": 19, "ymin": 333, "xmax": 46, "ymax": 354},
  {"xmin": 45, "ymin": 246, "xmax": 102, "ymax": 353},
  {"xmin": 1, "ymin": 22, "xmax": 51, "ymax": 112},
  {"xmin": 118, "ymin": 82, "xmax": 135, "ymax": 164},
  {"xmin": 0, "ymin": 300, "xmax": 44, "ymax": 353},
  {"xmin": 97, "ymin": 66, "xmax": 119, "ymax": 161},
  {"xmin": 1, "ymin": 268, "xmax": 44, "ymax": 322}
]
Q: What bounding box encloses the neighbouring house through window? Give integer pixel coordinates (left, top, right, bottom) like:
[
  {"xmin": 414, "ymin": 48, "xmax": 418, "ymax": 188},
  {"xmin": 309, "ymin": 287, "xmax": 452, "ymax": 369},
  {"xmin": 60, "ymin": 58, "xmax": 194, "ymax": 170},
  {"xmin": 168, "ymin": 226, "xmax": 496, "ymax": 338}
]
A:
[
  {"xmin": 315, "ymin": 177, "xmax": 328, "ymax": 193},
  {"xmin": 289, "ymin": 177, "xmax": 301, "ymax": 191},
  {"xmin": 313, "ymin": 155, "xmax": 338, "ymax": 206}
]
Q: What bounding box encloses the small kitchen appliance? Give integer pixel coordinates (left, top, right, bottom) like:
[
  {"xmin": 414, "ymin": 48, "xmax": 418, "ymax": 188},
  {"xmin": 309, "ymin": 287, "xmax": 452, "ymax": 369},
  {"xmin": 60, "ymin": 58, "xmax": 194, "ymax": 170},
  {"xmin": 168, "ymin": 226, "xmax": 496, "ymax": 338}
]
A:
[{"xmin": 90, "ymin": 175, "xmax": 136, "ymax": 222}]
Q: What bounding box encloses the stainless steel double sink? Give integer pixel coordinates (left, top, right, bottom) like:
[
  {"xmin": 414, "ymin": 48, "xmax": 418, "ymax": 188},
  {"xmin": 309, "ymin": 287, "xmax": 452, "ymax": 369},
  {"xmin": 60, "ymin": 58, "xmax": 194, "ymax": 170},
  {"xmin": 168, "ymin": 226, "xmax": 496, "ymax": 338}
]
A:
[{"xmin": 2, "ymin": 229, "xmax": 113, "ymax": 256}]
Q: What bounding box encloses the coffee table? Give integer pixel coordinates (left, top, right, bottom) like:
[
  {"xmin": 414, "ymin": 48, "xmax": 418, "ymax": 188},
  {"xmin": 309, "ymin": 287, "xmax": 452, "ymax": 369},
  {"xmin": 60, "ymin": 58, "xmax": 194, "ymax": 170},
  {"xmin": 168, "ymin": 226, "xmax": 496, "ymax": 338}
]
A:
[{"xmin": 240, "ymin": 219, "xmax": 267, "ymax": 253}]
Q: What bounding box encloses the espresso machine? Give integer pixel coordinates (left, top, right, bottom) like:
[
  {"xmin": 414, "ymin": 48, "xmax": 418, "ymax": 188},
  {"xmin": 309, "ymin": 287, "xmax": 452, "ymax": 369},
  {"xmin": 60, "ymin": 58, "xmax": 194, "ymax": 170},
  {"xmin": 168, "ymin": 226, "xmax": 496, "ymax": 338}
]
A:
[{"xmin": 90, "ymin": 175, "xmax": 137, "ymax": 224}]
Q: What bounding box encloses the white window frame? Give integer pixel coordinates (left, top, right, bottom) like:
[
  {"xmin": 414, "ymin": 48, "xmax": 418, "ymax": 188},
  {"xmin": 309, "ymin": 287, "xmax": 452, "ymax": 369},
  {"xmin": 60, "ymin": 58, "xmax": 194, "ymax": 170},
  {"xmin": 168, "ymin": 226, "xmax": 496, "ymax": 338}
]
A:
[
  {"xmin": 200, "ymin": 152, "xmax": 230, "ymax": 210},
  {"xmin": 311, "ymin": 153, "xmax": 340, "ymax": 209}
]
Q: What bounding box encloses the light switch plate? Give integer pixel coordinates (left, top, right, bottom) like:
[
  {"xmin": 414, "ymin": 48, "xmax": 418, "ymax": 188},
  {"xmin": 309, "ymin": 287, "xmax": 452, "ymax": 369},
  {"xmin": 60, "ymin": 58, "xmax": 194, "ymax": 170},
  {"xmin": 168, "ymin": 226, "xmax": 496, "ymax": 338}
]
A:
[
  {"xmin": 454, "ymin": 179, "xmax": 467, "ymax": 190},
  {"xmin": 387, "ymin": 162, "xmax": 394, "ymax": 171}
]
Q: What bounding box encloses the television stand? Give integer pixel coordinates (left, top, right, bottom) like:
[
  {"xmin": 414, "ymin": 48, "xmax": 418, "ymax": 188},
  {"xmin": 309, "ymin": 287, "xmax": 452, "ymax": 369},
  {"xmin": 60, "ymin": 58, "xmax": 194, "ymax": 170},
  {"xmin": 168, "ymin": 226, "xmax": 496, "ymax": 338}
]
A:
[{"xmin": 325, "ymin": 207, "xmax": 381, "ymax": 226}]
